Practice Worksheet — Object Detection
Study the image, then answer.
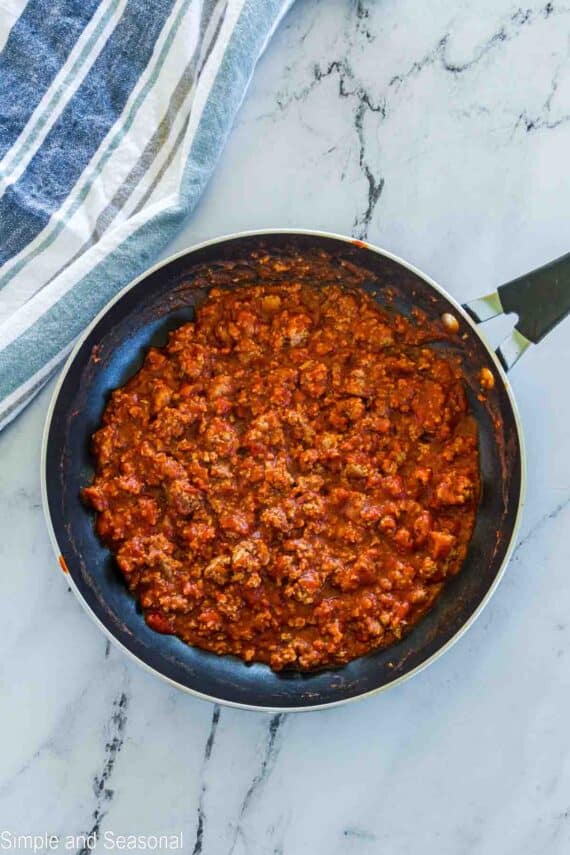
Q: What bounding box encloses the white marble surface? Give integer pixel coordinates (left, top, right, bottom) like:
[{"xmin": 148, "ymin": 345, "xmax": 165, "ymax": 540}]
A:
[{"xmin": 2, "ymin": 0, "xmax": 570, "ymax": 852}]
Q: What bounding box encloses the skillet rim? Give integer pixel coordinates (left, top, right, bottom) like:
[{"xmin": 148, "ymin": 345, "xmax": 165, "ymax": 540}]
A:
[{"xmin": 41, "ymin": 228, "xmax": 527, "ymax": 712}]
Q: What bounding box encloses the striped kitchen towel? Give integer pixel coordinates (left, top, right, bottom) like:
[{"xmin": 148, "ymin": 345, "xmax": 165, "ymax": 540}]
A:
[{"xmin": 0, "ymin": 0, "xmax": 293, "ymax": 430}]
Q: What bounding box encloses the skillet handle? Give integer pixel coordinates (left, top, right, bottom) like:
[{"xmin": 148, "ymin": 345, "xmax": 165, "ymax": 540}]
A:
[{"xmin": 463, "ymin": 253, "xmax": 570, "ymax": 371}]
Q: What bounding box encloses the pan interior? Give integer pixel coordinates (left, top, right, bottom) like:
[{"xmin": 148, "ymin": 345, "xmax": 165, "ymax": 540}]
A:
[{"xmin": 44, "ymin": 232, "xmax": 522, "ymax": 709}]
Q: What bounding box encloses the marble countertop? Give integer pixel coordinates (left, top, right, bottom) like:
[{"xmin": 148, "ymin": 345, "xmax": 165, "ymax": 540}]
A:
[{"xmin": 2, "ymin": 0, "xmax": 570, "ymax": 852}]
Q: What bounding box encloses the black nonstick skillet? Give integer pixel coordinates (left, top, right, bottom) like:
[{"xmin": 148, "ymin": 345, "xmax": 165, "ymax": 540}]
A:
[{"xmin": 42, "ymin": 230, "xmax": 570, "ymax": 711}]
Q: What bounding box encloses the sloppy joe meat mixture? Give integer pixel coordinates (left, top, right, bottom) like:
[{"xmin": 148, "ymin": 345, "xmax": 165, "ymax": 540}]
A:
[{"xmin": 82, "ymin": 255, "xmax": 480, "ymax": 671}]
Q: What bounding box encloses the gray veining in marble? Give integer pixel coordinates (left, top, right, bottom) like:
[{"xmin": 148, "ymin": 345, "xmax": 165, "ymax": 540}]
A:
[{"xmin": 1, "ymin": 1, "xmax": 570, "ymax": 852}]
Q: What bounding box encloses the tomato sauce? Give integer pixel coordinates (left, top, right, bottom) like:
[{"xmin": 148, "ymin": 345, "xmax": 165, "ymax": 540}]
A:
[{"xmin": 82, "ymin": 253, "xmax": 479, "ymax": 670}]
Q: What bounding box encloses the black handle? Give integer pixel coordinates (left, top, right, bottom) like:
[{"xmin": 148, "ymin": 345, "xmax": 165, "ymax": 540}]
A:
[{"xmin": 498, "ymin": 253, "xmax": 570, "ymax": 344}]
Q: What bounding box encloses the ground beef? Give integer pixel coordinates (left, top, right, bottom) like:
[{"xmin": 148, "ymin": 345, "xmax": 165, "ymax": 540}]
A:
[{"xmin": 82, "ymin": 254, "xmax": 480, "ymax": 671}]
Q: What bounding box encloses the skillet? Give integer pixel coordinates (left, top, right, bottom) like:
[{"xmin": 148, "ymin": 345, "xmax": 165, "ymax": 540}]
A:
[{"xmin": 42, "ymin": 230, "xmax": 570, "ymax": 711}]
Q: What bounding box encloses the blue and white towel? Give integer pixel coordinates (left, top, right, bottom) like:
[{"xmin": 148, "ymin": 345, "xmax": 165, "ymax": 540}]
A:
[{"xmin": 0, "ymin": 0, "xmax": 292, "ymax": 430}]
